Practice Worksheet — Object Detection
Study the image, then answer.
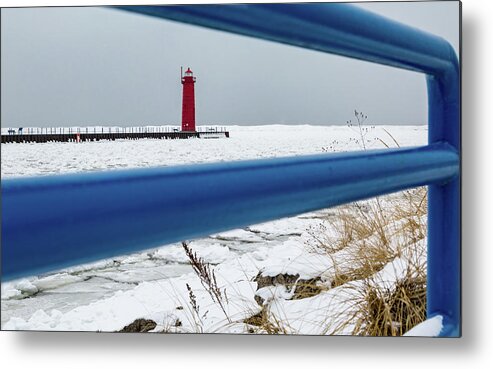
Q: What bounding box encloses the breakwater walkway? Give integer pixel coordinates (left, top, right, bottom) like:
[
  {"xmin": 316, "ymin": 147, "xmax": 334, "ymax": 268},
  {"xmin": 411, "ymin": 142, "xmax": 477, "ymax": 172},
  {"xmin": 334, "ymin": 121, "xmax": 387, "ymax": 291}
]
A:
[{"xmin": 1, "ymin": 127, "xmax": 229, "ymax": 143}]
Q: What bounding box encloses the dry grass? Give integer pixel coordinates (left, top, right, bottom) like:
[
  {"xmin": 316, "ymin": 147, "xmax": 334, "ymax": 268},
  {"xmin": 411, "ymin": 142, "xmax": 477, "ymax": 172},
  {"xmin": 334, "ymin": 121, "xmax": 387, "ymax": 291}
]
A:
[
  {"xmin": 316, "ymin": 187, "xmax": 428, "ymax": 336},
  {"xmin": 340, "ymin": 261, "xmax": 427, "ymax": 336},
  {"xmin": 182, "ymin": 241, "xmax": 230, "ymax": 323},
  {"xmin": 312, "ymin": 188, "xmax": 427, "ymax": 280},
  {"xmin": 324, "ymin": 261, "xmax": 426, "ymax": 336}
]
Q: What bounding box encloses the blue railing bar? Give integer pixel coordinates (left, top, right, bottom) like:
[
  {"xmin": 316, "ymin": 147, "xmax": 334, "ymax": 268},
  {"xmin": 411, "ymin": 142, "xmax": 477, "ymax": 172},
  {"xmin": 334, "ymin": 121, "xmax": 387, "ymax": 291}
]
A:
[
  {"xmin": 117, "ymin": 3, "xmax": 456, "ymax": 77},
  {"xmin": 2, "ymin": 143, "xmax": 458, "ymax": 281}
]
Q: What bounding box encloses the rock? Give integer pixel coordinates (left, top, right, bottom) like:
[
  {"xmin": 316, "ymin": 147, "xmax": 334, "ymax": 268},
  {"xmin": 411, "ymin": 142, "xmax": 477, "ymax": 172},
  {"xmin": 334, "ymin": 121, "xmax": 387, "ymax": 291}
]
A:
[
  {"xmin": 118, "ymin": 318, "xmax": 157, "ymax": 333},
  {"xmin": 255, "ymin": 273, "xmax": 299, "ymax": 289},
  {"xmin": 254, "ymin": 294, "xmax": 265, "ymax": 306},
  {"xmin": 253, "ymin": 272, "xmax": 323, "ymax": 305}
]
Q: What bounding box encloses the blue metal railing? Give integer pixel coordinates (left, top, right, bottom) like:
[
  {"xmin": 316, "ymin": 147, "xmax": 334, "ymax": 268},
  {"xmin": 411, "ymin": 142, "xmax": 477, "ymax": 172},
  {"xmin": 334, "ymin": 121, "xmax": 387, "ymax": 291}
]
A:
[{"xmin": 1, "ymin": 3, "xmax": 460, "ymax": 336}]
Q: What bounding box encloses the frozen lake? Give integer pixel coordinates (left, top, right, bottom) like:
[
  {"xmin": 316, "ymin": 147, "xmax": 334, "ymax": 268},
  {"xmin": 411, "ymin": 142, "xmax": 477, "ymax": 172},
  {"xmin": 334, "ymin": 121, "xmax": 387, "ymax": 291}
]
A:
[
  {"xmin": 1, "ymin": 125, "xmax": 426, "ymax": 178},
  {"xmin": 1, "ymin": 125, "xmax": 427, "ymax": 330}
]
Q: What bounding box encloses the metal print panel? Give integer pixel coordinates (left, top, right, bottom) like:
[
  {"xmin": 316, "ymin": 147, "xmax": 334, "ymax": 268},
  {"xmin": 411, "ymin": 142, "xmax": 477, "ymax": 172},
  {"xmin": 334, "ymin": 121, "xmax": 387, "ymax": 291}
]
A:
[{"xmin": 1, "ymin": 1, "xmax": 461, "ymax": 336}]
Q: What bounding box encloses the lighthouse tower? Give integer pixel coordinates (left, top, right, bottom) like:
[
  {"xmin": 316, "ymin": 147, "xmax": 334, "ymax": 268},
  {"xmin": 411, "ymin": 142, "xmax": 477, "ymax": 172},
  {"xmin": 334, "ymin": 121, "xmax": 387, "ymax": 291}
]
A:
[{"xmin": 181, "ymin": 67, "xmax": 196, "ymax": 132}]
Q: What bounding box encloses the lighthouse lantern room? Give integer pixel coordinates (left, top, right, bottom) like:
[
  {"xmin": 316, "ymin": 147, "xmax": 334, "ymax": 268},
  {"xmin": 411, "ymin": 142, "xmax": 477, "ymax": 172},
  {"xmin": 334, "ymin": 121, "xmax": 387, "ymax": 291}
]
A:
[{"xmin": 181, "ymin": 67, "xmax": 196, "ymax": 132}]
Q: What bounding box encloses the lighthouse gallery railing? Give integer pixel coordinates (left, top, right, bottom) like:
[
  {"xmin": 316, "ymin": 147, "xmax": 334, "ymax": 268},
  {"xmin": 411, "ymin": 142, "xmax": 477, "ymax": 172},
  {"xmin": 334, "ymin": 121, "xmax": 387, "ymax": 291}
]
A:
[{"xmin": 1, "ymin": 3, "xmax": 460, "ymax": 336}]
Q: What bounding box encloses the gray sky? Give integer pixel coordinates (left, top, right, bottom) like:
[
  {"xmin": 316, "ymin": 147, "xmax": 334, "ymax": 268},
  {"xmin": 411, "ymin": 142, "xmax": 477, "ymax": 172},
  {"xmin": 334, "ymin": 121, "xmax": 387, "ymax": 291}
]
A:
[{"xmin": 1, "ymin": 2, "xmax": 459, "ymax": 127}]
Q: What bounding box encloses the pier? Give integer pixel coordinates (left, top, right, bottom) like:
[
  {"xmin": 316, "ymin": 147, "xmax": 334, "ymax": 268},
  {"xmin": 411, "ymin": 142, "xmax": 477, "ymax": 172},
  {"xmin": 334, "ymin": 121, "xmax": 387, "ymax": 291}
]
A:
[{"xmin": 1, "ymin": 126, "xmax": 229, "ymax": 143}]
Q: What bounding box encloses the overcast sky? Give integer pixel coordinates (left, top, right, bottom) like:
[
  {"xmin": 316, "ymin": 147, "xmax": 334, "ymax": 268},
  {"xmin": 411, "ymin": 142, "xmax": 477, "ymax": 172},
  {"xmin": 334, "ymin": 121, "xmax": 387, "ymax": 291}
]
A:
[{"xmin": 1, "ymin": 1, "xmax": 459, "ymax": 127}]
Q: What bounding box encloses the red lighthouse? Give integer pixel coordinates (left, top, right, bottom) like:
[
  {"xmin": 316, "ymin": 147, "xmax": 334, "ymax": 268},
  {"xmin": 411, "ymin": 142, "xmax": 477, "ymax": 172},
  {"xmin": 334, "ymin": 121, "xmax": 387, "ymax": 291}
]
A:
[{"xmin": 181, "ymin": 67, "xmax": 196, "ymax": 132}]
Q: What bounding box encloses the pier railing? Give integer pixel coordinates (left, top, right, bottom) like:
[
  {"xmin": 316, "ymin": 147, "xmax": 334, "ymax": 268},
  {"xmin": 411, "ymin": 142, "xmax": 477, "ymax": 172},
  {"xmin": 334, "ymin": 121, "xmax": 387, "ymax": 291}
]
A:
[
  {"xmin": 1, "ymin": 126, "xmax": 228, "ymax": 135},
  {"xmin": 1, "ymin": 126, "xmax": 229, "ymax": 143},
  {"xmin": 1, "ymin": 3, "xmax": 460, "ymax": 336}
]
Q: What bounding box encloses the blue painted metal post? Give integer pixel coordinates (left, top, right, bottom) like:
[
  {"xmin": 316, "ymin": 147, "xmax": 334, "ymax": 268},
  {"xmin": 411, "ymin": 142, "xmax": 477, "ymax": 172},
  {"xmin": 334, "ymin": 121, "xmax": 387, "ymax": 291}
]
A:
[{"xmin": 427, "ymin": 47, "xmax": 461, "ymax": 336}]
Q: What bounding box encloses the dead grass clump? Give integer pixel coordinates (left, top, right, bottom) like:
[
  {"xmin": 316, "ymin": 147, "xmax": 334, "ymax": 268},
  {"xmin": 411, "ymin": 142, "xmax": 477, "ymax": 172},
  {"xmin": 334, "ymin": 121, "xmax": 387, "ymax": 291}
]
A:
[
  {"xmin": 311, "ymin": 187, "xmax": 428, "ymax": 335},
  {"xmin": 353, "ymin": 271, "xmax": 427, "ymax": 336}
]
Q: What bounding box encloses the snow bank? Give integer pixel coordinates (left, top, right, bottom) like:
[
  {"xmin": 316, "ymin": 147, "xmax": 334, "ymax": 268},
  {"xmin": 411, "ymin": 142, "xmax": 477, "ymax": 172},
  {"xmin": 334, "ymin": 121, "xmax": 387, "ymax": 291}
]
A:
[{"xmin": 403, "ymin": 315, "xmax": 443, "ymax": 337}]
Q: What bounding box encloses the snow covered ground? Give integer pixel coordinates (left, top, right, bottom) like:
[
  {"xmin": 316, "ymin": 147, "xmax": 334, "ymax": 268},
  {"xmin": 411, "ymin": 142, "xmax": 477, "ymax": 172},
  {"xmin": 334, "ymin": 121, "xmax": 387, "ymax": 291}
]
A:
[{"xmin": 1, "ymin": 124, "xmax": 430, "ymax": 334}]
